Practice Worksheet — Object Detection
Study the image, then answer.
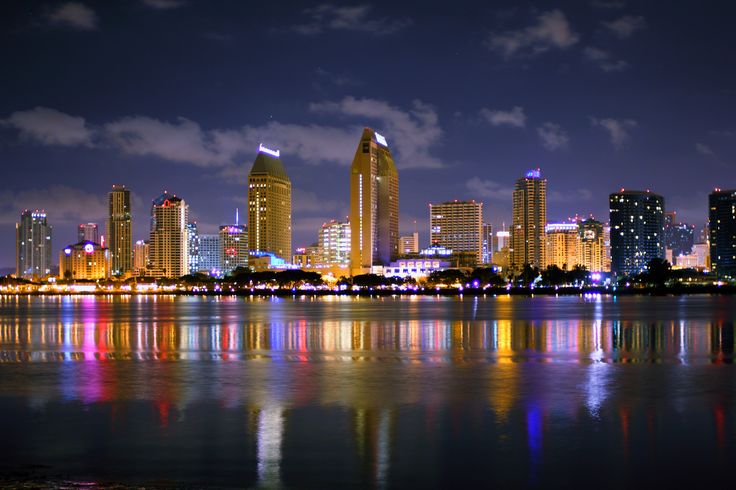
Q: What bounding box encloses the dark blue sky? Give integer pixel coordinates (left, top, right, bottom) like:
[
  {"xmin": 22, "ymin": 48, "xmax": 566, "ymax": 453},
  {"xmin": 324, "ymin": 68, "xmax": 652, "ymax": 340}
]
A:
[{"xmin": 2, "ymin": 0, "xmax": 735, "ymax": 267}]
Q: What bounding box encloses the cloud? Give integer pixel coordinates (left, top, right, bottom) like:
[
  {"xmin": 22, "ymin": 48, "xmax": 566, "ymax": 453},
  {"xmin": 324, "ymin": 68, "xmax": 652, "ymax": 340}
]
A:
[
  {"xmin": 0, "ymin": 186, "xmax": 106, "ymax": 226},
  {"xmin": 591, "ymin": 117, "xmax": 637, "ymax": 148},
  {"xmin": 47, "ymin": 2, "xmax": 98, "ymax": 30},
  {"xmin": 479, "ymin": 106, "xmax": 527, "ymax": 128},
  {"xmin": 603, "ymin": 15, "xmax": 645, "ymax": 39},
  {"xmin": 140, "ymin": 0, "xmax": 186, "ymax": 9},
  {"xmin": 1, "ymin": 107, "xmax": 94, "ymax": 147},
  {"xmin": 310, "ymin": 96, "xmax": 443, "ymax": 168},
  {"xmin": 548, "ymin": 188, "xmax": 593, "ymax": 203},
  {"xmin": 583, "ymin": 47, "xmax": 629, "ymax": 72},
  {"xmin": 466, "ymin": 177, "xmax": 514, "ymax": 201},
  {"xmin": 487, "ymin": 9, "xmax": 579, "ymax": 58},
  {"xmin": 537, "ymin": 122, "xmax": 569, "ymax": 151},
  {"xmin": 295, "ymin": 4, "xmax": 410, "ymax": 35},
  {"xmin": 695, "ymin": 143, "xmax": 716, "ymax": 157},
  {"xmin": 292, "ymin": 189, "xmax": 345, "ymax": 214}
]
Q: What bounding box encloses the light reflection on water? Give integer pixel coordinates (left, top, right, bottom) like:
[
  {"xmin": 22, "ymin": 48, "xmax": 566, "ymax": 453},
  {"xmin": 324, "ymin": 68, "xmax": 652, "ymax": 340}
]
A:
[{"xmin": 0, "ymin": 294, "xmax": 734, "ymax": 489}]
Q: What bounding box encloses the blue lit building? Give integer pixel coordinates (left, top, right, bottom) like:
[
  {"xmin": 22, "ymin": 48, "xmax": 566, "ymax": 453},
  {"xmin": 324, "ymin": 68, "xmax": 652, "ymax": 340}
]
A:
[
  {"xmin": 198, "ymin": 234, "xmax": 221, "ymax": 276},
  {"xmin": 609, "ymin": 190, "xmax": 665, "ymax": 277},
  {"xmin": 709, "ymin": 189, "xmax": 736, "ymax": 279}
]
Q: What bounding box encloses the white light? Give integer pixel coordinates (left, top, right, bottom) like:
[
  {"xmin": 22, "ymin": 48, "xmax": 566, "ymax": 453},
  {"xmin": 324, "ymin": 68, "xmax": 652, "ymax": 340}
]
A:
[
  {"xmin": 374, "ymin": 132, "xmax": 388, "ymax": 147},
  {"xmin": 258, "ymin": 144, "xmax": 280, "ymax": 158}
]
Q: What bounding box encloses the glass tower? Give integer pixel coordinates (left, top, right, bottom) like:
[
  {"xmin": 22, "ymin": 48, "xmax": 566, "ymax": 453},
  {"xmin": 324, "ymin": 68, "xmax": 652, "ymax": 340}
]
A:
[{"xmin": 609, "ymin": 190, "xmax": 665, "ymax": 277}]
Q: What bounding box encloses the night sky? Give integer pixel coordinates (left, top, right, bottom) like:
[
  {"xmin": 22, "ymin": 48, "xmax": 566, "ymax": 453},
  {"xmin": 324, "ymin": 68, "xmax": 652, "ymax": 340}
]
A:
[{"xmin": 2, "ymin": 0, "xmax": 735, "ymax": 268}]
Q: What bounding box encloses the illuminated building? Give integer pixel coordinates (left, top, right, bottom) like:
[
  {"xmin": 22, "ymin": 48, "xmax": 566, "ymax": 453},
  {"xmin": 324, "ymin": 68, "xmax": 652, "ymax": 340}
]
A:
[
  {"xmin": 198, "ymin": 234, "xmax": 221, "ymax": 275},
  {"xmin": 545, "ymin": 223, "xmax": 579, "ymax": 270},
  {"xmin": 77, "ymin": 223, "xmax": 99, "ymax": 243},
  {"xmin": 350, "ymin": 128, "xmax": 399, "ymax": 275},
  {"xmin": 107, "ymin": 185, "xmax": 132, "ymax": 276},
  {"xmin": 59, "ymin": 241, "xmax": 110, "ymax": 280},
  {"xmin": 383, "ymin": 258, "xmax": 450, "ymax": 279},
  {"xmin": 494, "ymin": 230, "xmax": 511, "ymax": 269},
  {"xmin": 248, "ymin": 145, "xmax": 292, "ymax": 261},
  {"xmin": 399, "ymin": 232, "xmax": 419, "ymax": 255},
  {"xmin": 609, "ymin": 190, "xmax": 665, "ymax": 277},
  {"xmin": 511, "ymin": 169, "xmax": 547, "ymax": 270},
  {"xmin": 133, "ymin": 240, "xmax": 149, "ymax": 276},
  {"xmin": 148, "ymin": 191, "xmax": 189, "ymax": 278},
  {"xmin": 186, "ymin": 222, "xmax": 199, "ymax": 273},
  {"xmin": 429, "ymin": 200, "xmax": 483, "ymax": 266},
  {"xmin": 220, "ymin": 224, "xmax": 248, "ymax": 275},
  {"xmin": 16, "ymin": 209, "xmax": 52, "ymax": 279},
  {"xmin": 318, "ymin": 219, "xmax": 351, "ymax": 267},
  {"xmin": 709, "ymin": 189, "xmax": 736, "ymax": 279},
  {"xmin": 481, "ymin": 223, "xmax": 493, "ymax": 264},
  {"xmin": 663, "ymin": 213, "xmax": 695, "ymax": 264},
  {"xmin": 578, "ymin": 219, "xmax": 605, "ymax": 272}
]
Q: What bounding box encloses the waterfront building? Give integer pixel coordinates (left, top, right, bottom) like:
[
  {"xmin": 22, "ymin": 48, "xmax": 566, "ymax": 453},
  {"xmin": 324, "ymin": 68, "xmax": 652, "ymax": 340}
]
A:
[
  {"xmin": 248, "ymin": 145, "xmax": 292, "ymax": 262},
  {"xmin": 545, "ymin": 223, "xmax": 579, "ymax": 270},
  {"xmin": 429, "ymin": 200, "xmax": 483, "ymax": 266},
  {"xmin": 107, "ymin": 185, "xmax": 132, "ymax": 276},
  {"xmin": 59, "ymin": 241, "xmax": 110, "ymax": 280},
  {"xmin": 383, "ymin": 258, "xmax": 450, "ymax": 280},
  {"xmin": 709, "ymin": 189, "xmax": 736, "ymax": 279},
  {"xmin": 511, "ymin": 169, "xmax": 547, "ymax": 270},
  {"xmin": 133, "ymin": 240, "xmax": 149, "ymax": 276},
  {"xmin": 77, "ymin": 223, "xmax": 99, "ymax": 244},
  {"xmin": 149, "ymin": 191, "xmax": 189, "ymax": 278},
  {"xmin": 187, "ymin": 222, "xmax": 199, "ymax": 274},
  {"xmin": 350, "ymin": 128, "xmax": 399, "ymax": 275},
  {"xmin": 609, "ymin": 190, "xmax": 665, "ymax": 277},
  {"xmin": 399, "ymin": 232, "xmax": 419, "ymax": 255},
  {"xmin": 578, "ymin": 219, "xmax": 606, "ymax": 272},
  {"xmin": 16, "ymin": 209, "xmax": 52, "ymax": 279},
  {"xmin": 198, "ymin": 234, "xmax": 221, "ymax": 275},
  {"xmin": 220, "ymin": 224, "xmax": 248, "ymax": 275},
  {"xmin": 319, "ymin": 219, "xmax": 351, "ymax": 267},
  {"xmin": 481, "ymin": 223, "xmax": 493, "ymax": 265}
]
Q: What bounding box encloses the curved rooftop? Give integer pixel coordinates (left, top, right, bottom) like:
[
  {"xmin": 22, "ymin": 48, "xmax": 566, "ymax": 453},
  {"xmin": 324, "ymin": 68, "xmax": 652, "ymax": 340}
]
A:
[{"xmin": 249, "ymin": 150, "xmax": 289, "ymax": 180}]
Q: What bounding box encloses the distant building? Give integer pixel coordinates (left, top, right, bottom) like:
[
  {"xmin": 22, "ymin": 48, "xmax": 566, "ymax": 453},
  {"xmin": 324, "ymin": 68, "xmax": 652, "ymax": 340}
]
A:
[
  {"xmin": 220, "ymin": 224, "xmax": 248, "ymax": 275},
  {"xmin": 149, "ymin": 191, "xmax": 189, "ymax": 278},
  {"xmin": 545, "ymin": 223, "xmax": 579, "ymax": 270},
  {"xmin": 16, "ymin": 210, "xmax": 52, "ymax": 279},
  {"xmin": 350, "ymin": 128, "xmax": 399, "ymax": 275},
  {"xmin": 383, "ymin": 258, "xmax": 450, "ymax": 279},
  {"xmin": 319, "ymin": 219, "xmax": 351, "ymax": 267},
  {"xmin": 77, "ymin": 223, "xmax": 99, "ymax": 244},
  {"xmin": 511, "ymin": 169, "xmax": 547, "ymax": 270},
  {"xmin": 429, "ymin": 200, "xmax": 483, "ymax": 266},
  {"xmin": 108, "ymin": 185, "xmax": 132, "ymax": 276},
  {"xmin": 481, "ymin": 223, "xmax": 493, "ymax": 265},
  {"xmin": 399, "ymin": 232, "xmax": 419, "ymax": 255},
  {"xmin": 248, "ymin": 145, "xmax": 292, "ymax": 262},
  {"xmin": 493, "ymin": 230, "xmax": 511, "ymax": 270},
  {"xmin": 198, "ymin": 234, "xmax": 221, "ymax": 275},
  {"xmin": 664, "ymin": 211, "xmax": 695, "ymax": 264},
  {"xmin": 187, "ymin": 222, "xmax": 199, "ymax": 274},
  {"xmin": 709, "ymin": 189, "xmax": 736, "ymax": 279},
  {"xmin": 609, "ymin": 190, "xmax": 665, "ymax": 277},
  {"xmin": 578, "ymin": 219, "xmax": 606, "ymax": 272},
  {"xmin": 59, "ymin": 241, "xmax": 110, "ymax": 280},
  {"xmin": 133, "ymin": 240, "xmax": 149, "ymax": 276},
  {"xmin": 673, "ymin": 243, "xmax": 709, "ymax": 270}
]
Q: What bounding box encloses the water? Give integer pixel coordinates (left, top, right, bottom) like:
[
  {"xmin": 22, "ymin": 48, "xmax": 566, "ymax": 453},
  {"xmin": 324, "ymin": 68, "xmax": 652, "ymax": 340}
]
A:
[{"xmin": 0, "ymin": 294, "xmax": 734, "ymax": 488}]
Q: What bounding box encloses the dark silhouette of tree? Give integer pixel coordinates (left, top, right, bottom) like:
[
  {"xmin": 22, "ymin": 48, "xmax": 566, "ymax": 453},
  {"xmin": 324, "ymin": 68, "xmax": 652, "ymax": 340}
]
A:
[
  {"xmin": 426, "ymin": 269, "xmax": 468, "ymax": 286},
  {"xmin": 516, "ymin": 264, "xmax": 539, "ymax": 287},
  {"xmin": 469, "ymin": 267, "xmax": 506, "ymax": 287},
  {"xmin": 541, "ymin": 265, "xmax": 566, "ymax": 286}
]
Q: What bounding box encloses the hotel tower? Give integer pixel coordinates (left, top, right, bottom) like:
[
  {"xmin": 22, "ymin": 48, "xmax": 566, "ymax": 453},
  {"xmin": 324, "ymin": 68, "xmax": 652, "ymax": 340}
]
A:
[{"xmin": 511, "ymin": 169, "xmax": 547, "ymax": 270}]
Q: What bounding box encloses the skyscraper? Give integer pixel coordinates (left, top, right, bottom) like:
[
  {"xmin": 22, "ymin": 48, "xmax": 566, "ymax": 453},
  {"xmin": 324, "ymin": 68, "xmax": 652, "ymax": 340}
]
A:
[
  {"xmin": 248, "ymin": 145, "xmax": 292, "ymax": 261},
  {"xmin": 429, "ymin": 200, "xmax": 483, "ymax": 266},
  {"xmin": 187, "ymin": 222, "xmax": 199, "ymax": 274},
  {"xmin": 545, "ymin": 222, "xmax": 579, "ymax": 270},
  {"xmin": 16, "ymin": 210, "xmax": 52, "ymax": 279},
  {"xmin": 350, "ymin": 128, "xmax": 399, "ymax": 275},
  {"xmin": 77, "ymin": 223, "xmax": 99, "ymax": 244},
  {"xmin": 609, "ymin": 190, "xmax": 665, "ymax": 277},
  {"xmin": 149, "ymin": 191, "xmax": 189, "ymax": 278},
  {"xmin": 198, "ymin": 234, "xmax": 221, "ymax": 275},
  {"xmin": 108, "ymin": 185, "xmax": 132, "ymax": 276},
  {"xmin": 318, "ymin": 219, "xmax": 351, "ymax": 267},
  {"xmin": 709, "ymin": 189, "xmax": 736, "ymax": 279},
  {"xmin": 220, "ymin": 224, "xmax": 248, "ymax": 275},
  {"xmin": 578, "ymin": 219, "xmax": 605, "ymax": 272},
  {"xmin": 511, "ymin": 169, "xmax": 547, "ymax": 270}
]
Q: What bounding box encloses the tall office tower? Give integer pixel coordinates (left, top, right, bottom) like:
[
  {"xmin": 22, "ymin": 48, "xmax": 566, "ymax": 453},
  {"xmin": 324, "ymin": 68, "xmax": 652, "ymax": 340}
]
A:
[
  {"xmin": 108, "ymin": 185, "xmax": 132, "ymax": 276},
  {"xmin": 77, "ymin": 223, "xmax": 99, "ymax": 244},
  {"xmin": 578, "ymin": 219, "xmax": 605, "ymax": 272},
  {"xmin": 16, "ymin": 210, "xmax": 52, "ymax": 279},
  {"xmin": 398, "ymin": 233, "xmax": 419, "ymax": 255},
  {"xmin": 198, "ymin": 234, "xmax": 221, "ymax": 275},
  {"xmin": 350, "ymin": 128, "xmax": 399, "ymax": 275},
  {"xmin": 709, "ymin": 189, "xmax": 736, "ymax": 279},
  {"xmin": 429, "ymin": 200, "xmax": 484, "ymax": 266},
  {"xmin": 248, "ymin": 145, "xmax": 292, "ymax": 261},
  {"xmin": 187, "ymin": 222, "xmax": 199, "ymax": 274},
  {"xmin": 133, "ymin": 240, "xmax": 149, "ymax": 275},
  {"xmin": 220, "ymin": 224, "xmax": 248, "ymax": 275},
  {"xmin": 609, "ymin": 190, "xmax": 665, "ymax": 277},
  {"xmin": 481, "ymin": 223, "xmax": 494, "ymax": 265},
  {"xmin": 319, "ymin": 219, "xmax": 351, "ymax": 267},
  {"xmin": 148, "ymin": 191, "xmax": 189, "ymax": 278},
  {"xmin": 511, "ymin": 169, "xmax": 547, "ymax": 270},
  {"xmin": 545, "ymin": 223, "xmax": 579, "ymax": 270}
]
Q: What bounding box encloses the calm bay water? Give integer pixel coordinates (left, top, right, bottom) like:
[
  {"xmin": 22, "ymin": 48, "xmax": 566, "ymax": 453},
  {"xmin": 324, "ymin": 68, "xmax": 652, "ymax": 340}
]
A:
[{"xmin": 0, "ymin": 294, "xmax": 735, "ymax": 488}]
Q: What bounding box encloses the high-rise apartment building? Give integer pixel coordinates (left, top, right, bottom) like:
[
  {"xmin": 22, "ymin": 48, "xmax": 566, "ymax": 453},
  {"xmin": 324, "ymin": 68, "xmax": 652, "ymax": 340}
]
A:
[
  {"xmin": 578, "ymin": 219, "xmax": 606, "ymax": 272},
  {"xmin": 16, "ymin": 210, "xmax": 52, "ymax": 279},
  {"xmin": 609, "ymin": 190, "xmax": 665, "ymax": 277},
  {"xmin": 108, "ymin": 185, "xmax": 132, "ymax": 276},
  {"xmin": 545, "ymin": 223, "xmax": 579, "ymax": 270},
  {"xmin": 511, "ymin": 169, "xmax": 547, "ymax": 270},
  {"xmin": 187, "ymin": 222, "xmax": 199, "ymax": 274},
  {"xmin": 77, "ymin": 223, "xmax": 99, "ymax": 244},
  {"xmin": 429, "ymin": 200, "xmax": 483, "ymax": 266},
  {"xmin": 220, "ymin": 224, "xmax": 248, "ymax": 275},
  {"xmin": 149, "ymin": 191, "xmax": 189, "ymax": 278},
  {"xmin": 248, "ymin": 145, "xmax": 291, "ymax": 261},
  {"xmin": 198, "ymin": 234, "xmax": 221, "ymax": 275},
  {"xmin": 133, "ymin": 240, "xmax": 149, "ymax": 276},
  {"xmin": 350, "ymin": 128, "xmax": 399, "ymax": 275},
  {"xmin": 319, "ymin": 219, "xmax": 351, "ymax": 267},
  {"xmin": 709, "ymin": 189, "xmax": 736, "ymax": 279}
]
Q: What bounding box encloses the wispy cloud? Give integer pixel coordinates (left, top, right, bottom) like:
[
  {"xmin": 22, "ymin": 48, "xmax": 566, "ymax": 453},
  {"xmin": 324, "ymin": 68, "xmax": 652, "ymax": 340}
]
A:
[
  {"xmin": 537, "ymin": 122, "xmax": 569, "ymax": 151},
  {"xmin": 295, "ymin": 4, "xmax": 410, "ymax": 35},
  {"xmin": 603, "ymin": 15, "xmax": 645, "ymax": 39},
  {"xmin": 583, "ymin": 47, "xmax": 629, "ymax": 72},
  {"xmin": 487, "ymin": 9, "xmax": 579, "ymax": 58},
  {"xmin": 466, "ymin": 177, "xmax": 514, "ymax": 200},
  {"xmin": 479, "ymin": 106, "xmax": 527, "ymax": 128},
  {"xmin": 695, "ymin": 142, "xmax": 716, "ymax": 157},
  {"xmin": 47, "ymin": 2, "xmax": 98, "ymax": 30},
  {"xmin": 0, "ymin": 186, "xmax": 106, "ymax": 226},
  {"xmin": 1, "ymin": 107, "xmax": 94, "ymax": 147},
  {"xmin": 549, "ymin": 188, "xmax": 593, "ymax": 203},
  {"xmin": 591, "ymin": 117, "xmax": 637, "ymax": 148},
  {"xmin": 140, "ymin": 0, "xmax": 186, "ymax": 9}
]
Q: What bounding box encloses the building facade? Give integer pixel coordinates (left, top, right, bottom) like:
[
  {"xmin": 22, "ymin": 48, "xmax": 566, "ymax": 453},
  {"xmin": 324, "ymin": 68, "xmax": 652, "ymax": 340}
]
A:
[
  {"xmin": 108, "ymin": 185, "xmax": 132, "ymax": 276},
  {"xmin": 198, "ymin": 234, "xmax": 221, "ymax": 275},
  {"xmin": 77, "ymin": 223, "xmax": 99, "ymax": 244},
  {"xmin": 578, "ymin": 219, "xmax": 606, "ymax": 272},
  {"xmin": 319, "ymin": 219, "xmax": 351, "ymax": 267},
  {"xmin": 59, "ymin": 241, "xmax": 110, "ymax": 280},
  {"xmin": 220, "ymin": 224, "xmax": 248, "ymax": 275},
  {"xmin": 429, "ymin": 200, "xmax": 483, "ymax": 266},
  {"xmin": 609, "ymin": 190, "xmax": 665, "ymax": 277},
  {"xmin": 399, "ymin": 232, "xmax": 419, "ymax": 256},
  {"xmin": 709, "ymin": 189, "xmax": 736, "ymax": 279},
  {"xmin": 186, "ymin": 222, "xmax": 199, "ymax": 274},
  {"xmin": 16, "ymin": 210, "xmax": 53, "ymax": 279},
  {"xmin": 133, "ymin": 240, "xmax": 149, "ymax": 276},
  {"xmin": 545, "ymin": 223, "xmax": 579, "ymax": 270},
  {"xmin": 511, "ymin": 169, "xmax": 547, "ymax": 270},
  {"xmin": 248, "ymin": 145, "xmax": 292, "ymax": 261},
  {"xmin": 350, "ymin": 128, "xmax": 399, "ymax": 275},
  {"xmin": 149, "ymin": 192, "xmax": 189, "ymax": 278}
]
